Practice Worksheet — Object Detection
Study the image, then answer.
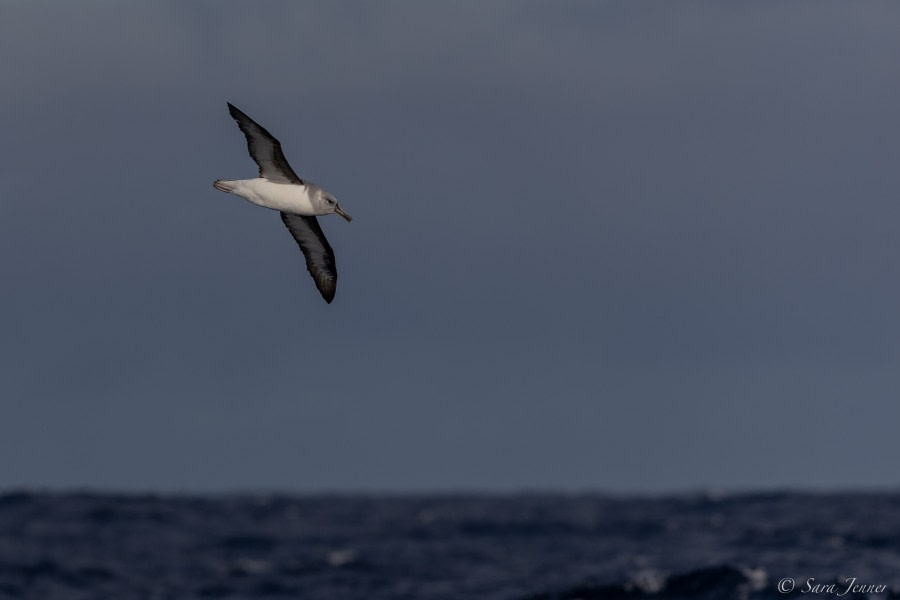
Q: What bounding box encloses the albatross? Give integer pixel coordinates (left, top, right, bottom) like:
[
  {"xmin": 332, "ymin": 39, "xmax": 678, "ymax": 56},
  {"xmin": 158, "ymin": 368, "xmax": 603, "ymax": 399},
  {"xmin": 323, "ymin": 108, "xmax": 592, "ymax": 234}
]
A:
[{"xmin": 213, "ymin": 102, "xmax": 352, "ymax": 304}]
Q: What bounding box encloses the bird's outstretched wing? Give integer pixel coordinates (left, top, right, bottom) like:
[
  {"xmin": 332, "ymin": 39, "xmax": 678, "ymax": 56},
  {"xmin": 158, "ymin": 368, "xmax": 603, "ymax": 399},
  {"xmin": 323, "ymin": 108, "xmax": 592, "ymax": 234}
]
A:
[
  {"xmin": 280, "ymin": 212, "xmax": 337, "ymax": 303},
  {"xmin": 227, "ymin": 102, "xmax": 304, "ymax": 185}
]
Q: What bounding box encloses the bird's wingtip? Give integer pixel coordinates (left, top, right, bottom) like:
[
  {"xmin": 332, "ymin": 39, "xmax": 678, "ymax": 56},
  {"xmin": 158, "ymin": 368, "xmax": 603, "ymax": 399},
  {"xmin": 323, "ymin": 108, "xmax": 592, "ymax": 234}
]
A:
[{"xmin": 321, "ymin": 284, "xmax": 336, "ymax": 304}]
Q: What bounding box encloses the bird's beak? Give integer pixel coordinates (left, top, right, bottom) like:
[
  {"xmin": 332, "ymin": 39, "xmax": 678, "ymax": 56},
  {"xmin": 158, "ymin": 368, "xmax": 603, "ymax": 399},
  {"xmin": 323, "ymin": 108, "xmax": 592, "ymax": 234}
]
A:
[{"xmin": 334, "ymin": 205, "xmax": 352, "ymax": 222}]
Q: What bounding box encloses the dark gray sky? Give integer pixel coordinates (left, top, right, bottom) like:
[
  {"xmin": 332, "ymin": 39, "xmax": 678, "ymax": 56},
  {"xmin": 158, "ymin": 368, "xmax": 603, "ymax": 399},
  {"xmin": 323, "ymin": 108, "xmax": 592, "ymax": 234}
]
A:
[{"xmin": 2, "ymin": 2, "xmax": 899, "ymax": 492}]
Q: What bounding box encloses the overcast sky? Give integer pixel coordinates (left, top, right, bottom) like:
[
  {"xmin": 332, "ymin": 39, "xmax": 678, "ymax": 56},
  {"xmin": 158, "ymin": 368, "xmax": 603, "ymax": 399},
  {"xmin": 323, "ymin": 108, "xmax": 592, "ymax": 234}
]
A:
[{"xmin": 2, "ymin": 2, "xmax": 900, "ymax": 493}]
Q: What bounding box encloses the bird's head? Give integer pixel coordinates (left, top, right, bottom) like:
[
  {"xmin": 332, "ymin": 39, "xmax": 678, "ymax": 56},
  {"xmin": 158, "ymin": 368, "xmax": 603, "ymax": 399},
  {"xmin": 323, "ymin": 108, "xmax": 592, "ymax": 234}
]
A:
[{"xmin": 319, "ymin": 190, "xmax": 352, "ymax": 222}]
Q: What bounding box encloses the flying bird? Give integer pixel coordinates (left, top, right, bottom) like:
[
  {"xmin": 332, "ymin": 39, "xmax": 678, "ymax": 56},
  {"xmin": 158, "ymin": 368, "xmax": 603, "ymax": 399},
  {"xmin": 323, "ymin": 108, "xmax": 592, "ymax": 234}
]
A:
[{"xmin": 213, "ymin": 102, "xmax": 352, "ymax": 303}]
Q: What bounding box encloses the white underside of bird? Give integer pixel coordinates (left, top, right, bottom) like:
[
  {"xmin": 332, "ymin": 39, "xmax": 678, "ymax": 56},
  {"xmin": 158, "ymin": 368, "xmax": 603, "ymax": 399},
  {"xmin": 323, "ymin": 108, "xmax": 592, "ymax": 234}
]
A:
[{"xmin": 213, "ymin": 178, "xmax": 318, "ymax": 214}]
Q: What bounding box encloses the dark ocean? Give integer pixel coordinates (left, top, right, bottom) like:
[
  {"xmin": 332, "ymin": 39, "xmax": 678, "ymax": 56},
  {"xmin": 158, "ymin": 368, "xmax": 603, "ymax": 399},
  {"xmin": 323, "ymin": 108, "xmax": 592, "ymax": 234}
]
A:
[{"xmin": 1, "ymin": 491, "xmax": 899, "ymax": 599}]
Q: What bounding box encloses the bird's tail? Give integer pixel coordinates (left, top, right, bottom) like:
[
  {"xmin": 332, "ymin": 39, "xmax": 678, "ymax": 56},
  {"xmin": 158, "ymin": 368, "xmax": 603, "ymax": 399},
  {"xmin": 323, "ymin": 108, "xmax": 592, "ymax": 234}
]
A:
[{"xmin": 213, "ymin": 179, "xmax": 236, "ymax": 193}]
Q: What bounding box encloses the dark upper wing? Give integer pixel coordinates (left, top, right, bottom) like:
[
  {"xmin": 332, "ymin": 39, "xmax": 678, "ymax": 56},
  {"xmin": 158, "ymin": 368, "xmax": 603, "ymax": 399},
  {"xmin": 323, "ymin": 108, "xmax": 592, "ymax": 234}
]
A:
[
  {"xmin": 280, "ymin": 212, "xmax": 337, "ymax": 303},
  {"xmin": 227, "ymin": 102, "xmax": 304, "ymax": 185}
]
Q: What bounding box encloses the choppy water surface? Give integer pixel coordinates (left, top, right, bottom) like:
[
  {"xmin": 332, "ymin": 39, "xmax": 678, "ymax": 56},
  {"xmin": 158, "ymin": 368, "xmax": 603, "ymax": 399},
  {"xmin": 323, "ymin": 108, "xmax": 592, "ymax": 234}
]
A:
[{"xmin": 1, "ymin": 491, "xmax": 899, "ymax": 599}]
